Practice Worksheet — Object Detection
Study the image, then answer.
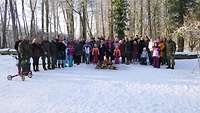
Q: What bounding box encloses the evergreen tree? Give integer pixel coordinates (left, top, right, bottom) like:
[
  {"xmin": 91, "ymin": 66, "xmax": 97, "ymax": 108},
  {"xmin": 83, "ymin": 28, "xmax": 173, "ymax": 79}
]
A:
[
  {"xmin": 167, "ymin": 0, "xmax": 198, "ymax": 33},
  {"xmin": 112, "ymin": 0, "xmax": 129, "ymax": 39}
]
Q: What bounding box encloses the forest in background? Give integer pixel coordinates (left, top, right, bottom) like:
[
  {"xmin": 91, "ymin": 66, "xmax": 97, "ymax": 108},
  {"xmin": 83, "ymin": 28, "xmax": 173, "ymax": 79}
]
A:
[{"xmin": 0, "ymin": 0, "xmax": 199, "ymax": 52}]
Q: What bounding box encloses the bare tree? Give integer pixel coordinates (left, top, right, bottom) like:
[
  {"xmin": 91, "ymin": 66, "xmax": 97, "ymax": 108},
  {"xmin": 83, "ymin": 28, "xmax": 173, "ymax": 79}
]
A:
[
  {"xmin": 2, "ymin": 0, "xmax": 8, "ymax": 48},
  {"xmin": 30, "ymin": 0, "xmax": 38, "ymax": 37}
]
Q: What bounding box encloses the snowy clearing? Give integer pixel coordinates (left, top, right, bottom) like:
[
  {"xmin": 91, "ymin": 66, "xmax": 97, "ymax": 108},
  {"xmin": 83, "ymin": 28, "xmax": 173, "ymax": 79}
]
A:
[{"xmin": 0, "ymin": 55, "xmax": 200, "ymax": 113}]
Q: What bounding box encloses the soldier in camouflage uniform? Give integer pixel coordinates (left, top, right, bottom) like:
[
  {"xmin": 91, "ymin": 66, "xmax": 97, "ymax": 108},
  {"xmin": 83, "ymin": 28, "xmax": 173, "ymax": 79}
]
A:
[
  {"xmin": 166, "ymin": 38, "xmax": 176, "ymax": 69},
  {"xmin": 18, "ymin": 39, "xmax": 32, "ymax": 74}
]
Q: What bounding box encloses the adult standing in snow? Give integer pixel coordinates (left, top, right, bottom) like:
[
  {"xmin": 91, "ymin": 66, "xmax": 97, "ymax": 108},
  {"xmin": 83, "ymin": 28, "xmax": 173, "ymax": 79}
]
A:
[
  {"xmin": 41, "ymin": 37, "xmax": 51, "ymax": 70},
  {"xmin": 31, "ymin": 38, "xmax": 42, "ymax": 72},
  {"xmin": 50, "ymin": 39, "xmax": 58, "ymax": 69},
  {"xmin": 125, "ymin": 38, "xmax": 133, "ymax": 65},
  {"xmin": 166, "ymin": 38, "xmax": 176, "ymax": 69},
  {"xmin": 83, "ymin": 41, "xmax": 92, "ymax": 64},
  {"xmin": 99, "ymin": 39, "xmax": 106, "ymax": 64},
  {"xmin": 74, "ymin": 40, "xmax": 82, "ymax": 65},
  {"xmin": 57, "ymin": 36, "xmax": 67, "ymax": 68},
  {"xmin": 18, "ymin": 38, "xmax": 32, "ymax": 74},
  {"xmin": 159, "ymin": 38, "xmax": 166, "ymax": 65},
  {"xmin": 119, "ymin": 39, "xmax": 125, "ymax": 64},
  {"xmin": 132, "ymin": 40, "xmax": 139, "ymax": 64},
  {"xmin": 15, "ymin": 38, "xmax": 23, "ymax": 74}
]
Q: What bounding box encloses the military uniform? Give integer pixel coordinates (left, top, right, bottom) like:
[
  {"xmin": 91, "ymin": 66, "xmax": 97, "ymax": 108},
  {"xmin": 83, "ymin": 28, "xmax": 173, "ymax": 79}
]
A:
[{"xmin": 166, "ymin": 39, "xmax": 176, "ymax": 69}]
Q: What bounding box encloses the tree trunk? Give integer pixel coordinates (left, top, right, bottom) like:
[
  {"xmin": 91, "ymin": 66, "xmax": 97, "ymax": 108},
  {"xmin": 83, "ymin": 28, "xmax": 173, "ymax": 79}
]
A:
[
  {"xmin": 45, "ymin": 0, "xmax": 49, "ymax": 39},
  {"xmin": 21, "ymin": 0, "xmax": 29, "ymax": 37},
  {"xmin": 177, "ymin": 35, "xmax": 184, "ymax": 52},
  {"xmin": 109, "ymin": 0, "xmax": 114, "ymax": 39},
  {"xmin": 2, "ymin": 0, "xmax": 8, "ymax": 48},
  {"xmin": 101, "ymin": 0, "xmax": 105, "ymax": 37},
  {"xmin": 140, "ymin": 0, "xmax": 143, "ymax": 36},
  {"xmin": 42, "ymin": 0, "xmax": 44, "ymax": 33},
  {"xmin": 69, "ymin": 0, "xmax": 74, "ymax": 39},
  {"xmin": 82, "ymin": 0, "xmax": 87, "ymax": 40},
  {"xmin": 9, "ymin": 0, "xmax": 18, "ymax": 42},
  {"xmin": 147, "ymin": 0, "xmax": 152, "ymax": 39},
  {"xmin": 14, "ymin": 1, "xmax": 22, "ymax": 37}
]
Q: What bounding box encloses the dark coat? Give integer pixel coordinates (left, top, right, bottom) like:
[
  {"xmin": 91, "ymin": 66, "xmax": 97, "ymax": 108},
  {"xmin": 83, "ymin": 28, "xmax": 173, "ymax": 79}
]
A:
[
  {"xmin": 18, "ymin": 40, "xmax": 32, "ymax": 59},
  {"xmin": 15, "ymin": 40, "xmax": 22, "ymax": 52},
  {"xmin": 74, "ymin": 42, "xmax": 83, "ymax": 56},
  {"xmin": 32, "ymin": 43, "xmax": 42, "ymax": 57},
  {"xmin": 125, "ymin": 41, "xmax": 133, "ymax": 54},
  {"xmin": 133, "ymin": 42, "xmax": 139, "ymax": 58},
  {"xmin": 50, "ymin": 41, "xmax": 58, "ymax": 57},
  {"xmin": 119, "ymin": 43, "xmax": 125, "ymax": 57},
  {"xmin": 139, "ymin": 40, "xmax": 145, "ymax": 55},
  {"xmin": 41, "ymin": 40, "xmax": 51, "ymax": 56},
  {"xmin": 99, "ymin": 44, "xmax": 106, "ymax": 57},
  {"xmin": 57, "ymin": 42, "xmax": 66, "ymax": 60}
]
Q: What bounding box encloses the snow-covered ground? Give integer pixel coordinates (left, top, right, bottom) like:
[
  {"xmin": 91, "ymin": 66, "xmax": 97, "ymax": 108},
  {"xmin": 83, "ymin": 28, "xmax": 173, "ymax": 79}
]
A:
[{"xmin": 0, "ymin": 55, "xmax": 200, "ymax": 113}]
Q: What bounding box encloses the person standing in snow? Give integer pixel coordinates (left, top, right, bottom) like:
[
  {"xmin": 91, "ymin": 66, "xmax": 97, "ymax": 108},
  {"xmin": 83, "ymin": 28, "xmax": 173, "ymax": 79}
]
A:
[
  {"xmin": 132, "ymin": 40, "xmax": 139, "ymax": 64},
  {"xmin": 31, "ymin": 38, "xmax": 42, "ymax": 72},
  {"xmin": 41, "ymin": 37, "xmax": 51, "ymax": 70},
  {"xmin": 83, "ymin": 41, "xmax": 92, "ymax": 64},
  {"xmin": 67, "ymin": 44, "xmax": 74, "ymax": 67},
  {"xmin": 99, "ymin": 39, "xmax": 106, "ymax": 64},
  {"xmin": 166, "ymin": 38, "xmax": 176, "ymax": 69},
  {"xmin": 15, "ymin": 38, "xmax": 23, "ymax": 74},
  {"xmin": 18, "ymin": 38, "xmax": 32, "ymax": 74},
  {"xmin": 50, "ymin": 39, "xmax": 58, "ymax": 69},
  {"xmin": 57, "ymin": 36, "xmax": 67, "ymax": 68},
  {"xmin": 113, "ymin": 46, "xmax": 121, "ymax": 64},
  {"xmin": 119, "ymin": 39, "xmax": 125, "ymax": 64},
  {"xmin": 92, "ymin": 44, "xmax": 100, "ymax": 64},
  {"xmin": 74, "ymin": 40, "xmax": 82, "ymax": 65},
  {"xmin": 159, "ymin": 38, "xmax": 166, "ymax": 65},
  {"xmin": 152, "ymin": 42, "xmax": 161, "ymax": 68},
  {"xmin": 125, "ymin": 38, "xmax": 133, "ymax": 65}
]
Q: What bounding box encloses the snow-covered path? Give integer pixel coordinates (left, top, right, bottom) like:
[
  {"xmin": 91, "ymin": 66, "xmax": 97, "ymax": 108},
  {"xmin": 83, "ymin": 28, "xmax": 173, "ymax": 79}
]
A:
[{"xmin": 0, "ymin": 55, "xmax": 200, "ymax": 113}]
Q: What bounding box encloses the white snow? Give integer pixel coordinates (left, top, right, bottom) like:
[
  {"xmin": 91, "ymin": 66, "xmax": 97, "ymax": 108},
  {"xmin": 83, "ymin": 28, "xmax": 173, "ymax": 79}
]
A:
[
  {"xmin": 0, "ymin": 55, "xmax": 200, "ymax": 113},
  {"xmin": 0, "ymin": 48, "xmax": 16, "ymax": 52},
  {"xmin": 175, "ymin": 51, "xmax": 197, "ymax": 56}
]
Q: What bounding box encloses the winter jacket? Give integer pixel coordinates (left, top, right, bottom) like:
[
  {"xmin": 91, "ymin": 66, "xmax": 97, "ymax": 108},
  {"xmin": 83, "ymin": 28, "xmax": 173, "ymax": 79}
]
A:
[
  {"xmin": 32, "ymin": 43, "xmax": 42, "ymax": 57},
  {"xmin": 141, "ymin": 51, "xmax": 149, "ymax": 59},
  {"xmin": 132, "ymin": 42, "xmax": 139, "ymax": 58},
  {"xmin": 113, "ymin": 48, "xmax": 121, "ymax": 58},
  {"xmin": 92, "ymin": 48, "xmax": 100, "ymax": 56},
  {"xmin": 18, "ymin": 40, "xmax": 32, "ymax": 59},
  {"xmin": 159, "ymin": 42, "xmax": 165, "ymax": 57},
  {"xmin": 41, "ymin": 40, "xmax": 51, "ymax": 56},
  {"xmin": 119, "ymin": 43, "xmax": 125, "ymax": 57},
  {"xmin": 50, "ymin": 41, "xmax": 58, "ymax": 57},
  {"xmin": 83, "ymin": 43, "xmax": 92, "ymax": 54},
  {"xmin": 57, "ymin": 42, "xmax": 66, "ymax": 60},
  {"xmin": 152, "ymin": 47, "xmax": 160, "ymax": 57},
  {"xmin": 74, "ymin": 43, "xmax": 83, "ymax": 56},
  {"xmin": 166, "ymin": 40, "xmax": 176, "ymax": 57}
]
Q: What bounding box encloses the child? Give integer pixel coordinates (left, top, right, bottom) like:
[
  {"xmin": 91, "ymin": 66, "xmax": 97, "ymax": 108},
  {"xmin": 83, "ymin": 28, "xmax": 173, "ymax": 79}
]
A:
[
  {"xmin": 92, "ymin": 44, "xmax": 100, "ymax": 64},
  {"xmin": 152, "ymin": 42, "xmax": 161, "ymax": 68},
  {"xmin": 140, "ymin": 47, "xmax": 149, "ymax": 65},
  {"xmin": 113, "ymin": 46, "xmax": 121, "ymax": 64}
]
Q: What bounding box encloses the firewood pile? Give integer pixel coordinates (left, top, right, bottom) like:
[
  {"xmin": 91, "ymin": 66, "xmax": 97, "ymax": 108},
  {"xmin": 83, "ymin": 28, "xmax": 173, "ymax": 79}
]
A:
[{"xmin": 95, "ymin": 62, "xmax": 117, "ymax": 70}]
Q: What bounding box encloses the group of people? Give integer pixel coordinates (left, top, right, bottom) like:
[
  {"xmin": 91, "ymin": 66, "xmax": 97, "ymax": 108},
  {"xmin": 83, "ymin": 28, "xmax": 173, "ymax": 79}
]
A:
[{"xmin": 14, "ymin": 34, "xmax": 176, "ymax": 74}]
